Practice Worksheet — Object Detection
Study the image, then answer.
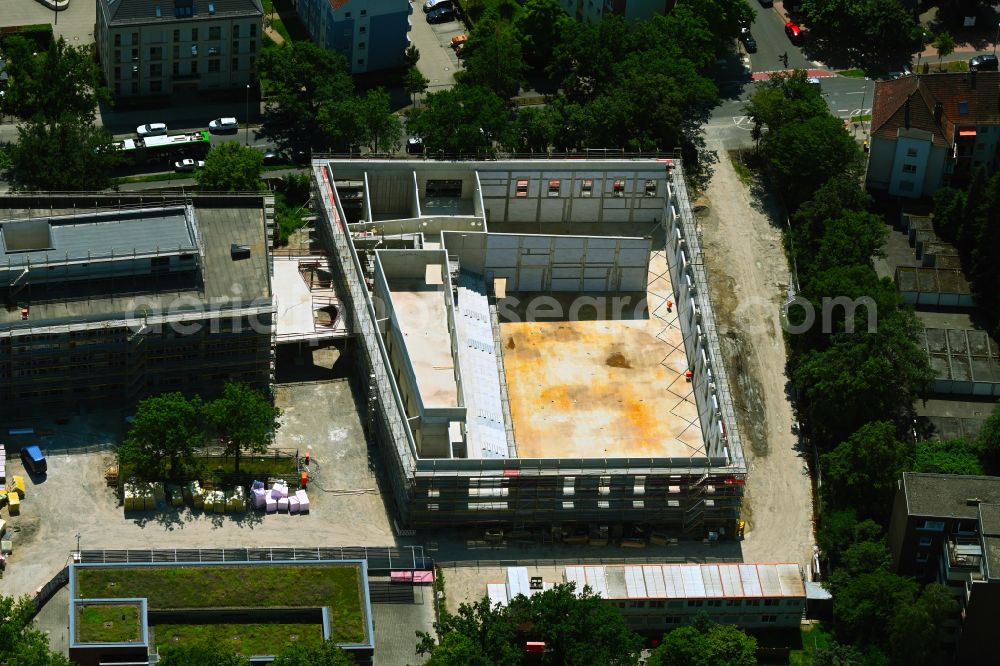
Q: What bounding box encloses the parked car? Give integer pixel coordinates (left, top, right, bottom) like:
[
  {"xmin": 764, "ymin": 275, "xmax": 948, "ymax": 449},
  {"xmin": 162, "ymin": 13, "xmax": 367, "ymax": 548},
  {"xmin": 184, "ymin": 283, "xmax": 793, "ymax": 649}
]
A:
[
  {"xmin": 407, "ymin": 136, "xmax": 425, "ymax": 155},
  {"xmin": 137, "ymin": 123, "xmax": 168, "ymax": 137},
  {"xmin": 262, "ymin": 149, "xmax": 286, "ymax": 165},
  {"xmin": 740, "ymin": 30, "xmax": 758, "ymax": 53},
  {"xmin": 969, "ymin": 54, "xmax": 999, "ymax": 71},
  {"xmin": 784, "ymin": 21, "xmax": 803, "ymax": 45},
  {"xmin": 208, "ymin": 117, "xmax": 239, "ymax": 132},
  {"xmin": 174, "ymin": 158, "xmax": 205, "ymax": 172},
  {"xmin": 424, "ymin": 0, "xmax": 453, "ymax": 12},
  {"xmin": 427, "ymin": 6, "xmax": 457, "ymax": 23},
  {"xmin": 20, "ymin": 445, "xmax": 46, "ymax": 475}
]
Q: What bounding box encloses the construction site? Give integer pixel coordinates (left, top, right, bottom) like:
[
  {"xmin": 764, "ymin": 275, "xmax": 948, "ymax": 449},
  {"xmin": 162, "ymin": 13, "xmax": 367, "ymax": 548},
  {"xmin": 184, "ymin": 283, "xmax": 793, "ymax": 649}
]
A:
[{"xmin": 311, "ymin": 158, "xmax": 747, "ymax": 536}]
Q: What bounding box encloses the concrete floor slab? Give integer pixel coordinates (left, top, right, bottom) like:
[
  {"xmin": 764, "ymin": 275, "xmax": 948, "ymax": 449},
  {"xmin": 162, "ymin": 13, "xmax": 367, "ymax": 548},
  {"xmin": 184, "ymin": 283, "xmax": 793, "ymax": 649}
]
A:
[
  {"xmin": 388, "ymin": 284, "xmax": 458, "ymax": 409},
  {"xmin": 274, "ymin": 259, "xmax": 316, "ymax": 337}
]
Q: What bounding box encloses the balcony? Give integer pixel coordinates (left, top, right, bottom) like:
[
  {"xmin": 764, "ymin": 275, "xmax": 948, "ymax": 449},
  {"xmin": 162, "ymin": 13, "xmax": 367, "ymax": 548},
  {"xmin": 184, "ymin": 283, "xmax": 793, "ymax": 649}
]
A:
[{"xmin": 941, "ymin": 537, "xmax": 985, "ymax": 584}]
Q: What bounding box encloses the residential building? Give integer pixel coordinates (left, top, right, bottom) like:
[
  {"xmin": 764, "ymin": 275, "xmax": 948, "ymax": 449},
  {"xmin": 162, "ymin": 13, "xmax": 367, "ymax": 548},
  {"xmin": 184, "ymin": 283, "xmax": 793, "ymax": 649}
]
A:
[
  {"xmin": 96, "ymin": 0, "xmax": 263, "ymax": 98},
  {"xmin": 559, "ymin": 0, "xmax": 671, "ymax": 23},
  {"xmin": 487, "ymin": 564, "xmax": 806, "ymax": 632},
  {"xmin": 867, "ymin": 72, "xmax": 1000, "ymax": 198},
  {"xmin": 293, "ymin": 0, "xmax": 411, "ymax": 74},
  {"xmin": 888, "ymin": 473, "xmax": 1000, "ymax": 662},
  {"xmin": 312, "ymin": 157, "xmax": 747, "ymax": 533},
  {"xmin": 0, "ymin": 194, "xmax": 275, "ymax": 417}
]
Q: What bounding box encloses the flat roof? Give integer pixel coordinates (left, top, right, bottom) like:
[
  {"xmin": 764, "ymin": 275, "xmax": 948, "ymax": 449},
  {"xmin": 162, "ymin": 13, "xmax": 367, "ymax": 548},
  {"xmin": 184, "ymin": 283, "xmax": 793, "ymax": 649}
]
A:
[
  {"xmin": 0, "ymin": 207, "xmax": 197, "ymax": 268},
  {"xmin": 903, "ymin": 472, "xmax": 1000, "ymax": 519},
  {"xmin": 563, "ymin": 563, "xmax": 805, "ymax": 599},
  {"xmin": 0, "ymin": 204, "xmax": 271, "ymax": 328},
  {"xmin": 387, "ymin": 279, "xmax": 459, "ymax": 409}
]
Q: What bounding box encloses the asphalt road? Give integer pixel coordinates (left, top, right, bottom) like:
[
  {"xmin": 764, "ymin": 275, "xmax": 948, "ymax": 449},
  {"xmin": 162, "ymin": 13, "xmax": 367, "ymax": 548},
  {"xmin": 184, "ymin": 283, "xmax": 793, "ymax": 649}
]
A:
[{"xmin": 743, "ymin": 1, "xmax": 815, "ymax": 73}]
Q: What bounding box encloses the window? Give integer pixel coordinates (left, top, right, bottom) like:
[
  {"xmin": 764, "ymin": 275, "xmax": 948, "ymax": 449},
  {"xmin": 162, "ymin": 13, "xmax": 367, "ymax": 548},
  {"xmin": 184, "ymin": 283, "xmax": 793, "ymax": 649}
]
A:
[
  {"xmin": 250, "ymin": 40, "xmax": 256, "ymax": 53},
  {"xmin": 114, "ymin": 82, "xmax": 121, "ymax": 95},
  {"xmin": 358, "ymin": 41, "xmax": 366, "ymax": 49},
  {"xmin": 427, "ymin": 503, "xmax": 439, "ymax": 511},
  {"xmin": 707, "ymin": 599, "xmax": 722, "ymax": 607},
  {"xmin": 629, "ymin": 600, "xmax": 645, "ymax": 608},
  {"xmin": 613, "ymin": 178, "xmax": 626, "ymax": 196},
  {"xmin": 651, "ymin": 600, "xmax": 665, "ymax": 608},
  {"xmin": 916, "ymin": 552, "xmax": 929, "ymax": 563},
  {"xmin": 918, "ymin": 536, "xmax": 932, "ymax": 548},
  {"xmin": 173, "ymin": 29, "xmax": 180, "ymax": 42},
  {"xmin": 516, "ymin": 179, "xmax": 529, "ymax": 197},
  {"xmin": 761, "ymin": 615, "xmax": 778, "ymax": 623},
  {"xmin": 726, "ymin": 599, "xmax": 740, "ymax": 607},
  {"xmin": 132, "ymin": 32, "xmax": 139, "ymax": 45},
  {"xmin": 249, "ymin": 56, "xmax": 256, "ymax": 71},
  {"xmin": 427, "ymin": 489, "xmax": 440, "ymax": 498},
  {"xmin": 632, "ymin": 500, "xmax": 644, "ymax": 509},
  {"xmin": 250, "ymin": 24, "xmax": 257, "ymax": 37},
  {"xmin": 150, "ymin": 80, "xmax": 162, "ymax": 93},
  {"xmin": 360, "ymin": 26, "xmax": 367, "ymax": 33},
  {"xmin": 173, "ymin": 45, "xmax": 180, "ymax": 59},
  {"xmin": 115, "ymin": 34, "xmax": 121, "ymax": 47},
  {"xmin": 959, "ymin": 101, "xmax": 969, "ymax": 115},
  {"xmin": 902, "ymin": 164, "xmax": 917, "ymax": 174},
  {"xmin": 115, "ymin": 49, "xmax": 121, "ymax": 62},
  {"xmin": 172, "ymin": 62, "xmax": 179, "ymax": 76},
  {"xmin": 746, "ymin": 599, "xmax": 761, "ymax": 607},
  {"xmin": 581, "ymin": 179, "xmax": 593, "ymax": 197},
  {"xmin": 361, "ymin": 9, "xmax": 367, "ymax": 15},
  {"xmin": 131, "ymin": 81, "xmax": 139, "ymax": 94},
  {"xmin": 208, "ymin": 59, "xmax": 220, "ymax": 72},
  {"xmin": 150, "ymin": 63, "xmax": 162, "ymax": 77},
  {"xmin": 548, "ymin": 179, "xmax": 561, "ymax": 196},
  {"xmin": 208, "ymin": 46, "xmax": 219, "ymax": 56},
  {"xmin": 233, "ymin": 25, "xmax": 240, "ymax": 38},
  {"xmin": 563, "ymin": 477, "xmax": 575, "ymax": 496},
  {"xmin": 149, "ymin": 47, "xmax": 162, "ymax": 60},
  {"xmin": 192, "ymin": 28, "xmax": 198, "ymax": 40},
  {"xmin": 232, "ymin": 57, "xmax": 239, "ymax": 70},
  {"xmin": 763, "ymin": 599, "xmax": 779, "ymax": 607},
  {"xmin": 645, "ymin": 179, "xmax": 657, "ymax": 196},
  {"xmin": 598, "ymin": 500, "xmax": 610, "ymax": 509},
  {"xmin": 345, "ymin": 11, "xmax": 352, "ymax": 18},
  {"xmin": 114, "ymin": 67, "xmax": 121, "ymax": 80},
  {"xmin": 665, "ymin": 616, "xmax": 681, "ymax": 624},
  {"xmin": 191, "ymin": 60, "xmax": 198, "ymax": 74},
  {"xmin": 132, "ymin": 48, "xmax": 139, "ymax": 60},
  {"xmin": 209, "ymin": 26, "xmax": 221, "ymax": 40},
  {"xmin": 906, "ymin": 147, "xmax": 918, "ymax": 157},
  {"xmin": 687, "ymin": 600, "xmax": 703, "ymax": 607},
  {"xmin": 357, "ymin": 58, "xmax": 365, "ymax": 65},
  {"xmin": 562, "ymin": 501, "xmax": 574, "ymax": 509}
]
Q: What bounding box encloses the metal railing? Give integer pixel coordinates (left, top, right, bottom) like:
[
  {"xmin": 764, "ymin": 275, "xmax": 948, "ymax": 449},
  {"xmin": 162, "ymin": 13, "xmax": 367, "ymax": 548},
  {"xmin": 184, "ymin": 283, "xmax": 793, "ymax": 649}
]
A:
[{"xmin": 77, "ymin": 546, "xmax": 427, "ymax": 572}]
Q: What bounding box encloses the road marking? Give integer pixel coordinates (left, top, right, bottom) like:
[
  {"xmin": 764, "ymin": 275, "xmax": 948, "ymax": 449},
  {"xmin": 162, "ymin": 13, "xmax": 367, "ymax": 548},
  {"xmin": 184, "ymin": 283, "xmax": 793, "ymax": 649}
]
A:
[
  {"xmin": 837, "ymin": 109, "xmax": 849, "ymax": 113},
  {"xmin": 845, "ymin": 91, "xmax": 864, "ymax": 95}
]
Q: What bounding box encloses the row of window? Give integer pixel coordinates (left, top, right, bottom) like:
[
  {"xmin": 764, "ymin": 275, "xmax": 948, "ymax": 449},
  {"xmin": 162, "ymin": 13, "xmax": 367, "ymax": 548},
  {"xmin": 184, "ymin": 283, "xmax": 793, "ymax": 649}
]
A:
[
  {"xmin": 118, "ymin": 41, "xmax": 256, "ymax": 63},
  {"xmin": 116, "ymin": 56, "xmax": 253, "ymax": 80},
  {"xmin": 112, "ymin": 24, "xmax": 257, "ymax": 47},
  {"xmin": 625, "ymin": 614, "xmax": 783, "ymax": 626},
  {"xmin": 514, "ymin": 178, "xmax": 659, "ymax": 198},
  {"xmin": 616, "ymin": 598, "xmax": 797, "ymax": 609}
]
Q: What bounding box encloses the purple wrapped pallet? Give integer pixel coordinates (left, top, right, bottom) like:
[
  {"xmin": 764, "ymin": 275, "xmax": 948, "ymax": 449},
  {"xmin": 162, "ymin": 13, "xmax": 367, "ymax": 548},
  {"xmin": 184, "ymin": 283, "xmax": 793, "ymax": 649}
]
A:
[
  {"xmin": 251, "ymin": 480, "xmax": 265, "ymax": 491},
  {"xmin": 288, "ymin": 496, "xmax": 300, "ymax": 514},
  {"xmin": 277, "ymin": 497, "xmax": 289, "ymax": 512},
  {"xmin": 265, "ymin": 495, "xmax": 278, "ymax": 514},
  {"xmin": 252, "ymin": 488, "xmax": 267, "ymax": 509},
  {"xmin": 295, "ymin": 489, "xmax": 310, "ymax": 513},
  {"xmin": 270, "ymin": 481, "xmax": 288, "ymax": 499}
]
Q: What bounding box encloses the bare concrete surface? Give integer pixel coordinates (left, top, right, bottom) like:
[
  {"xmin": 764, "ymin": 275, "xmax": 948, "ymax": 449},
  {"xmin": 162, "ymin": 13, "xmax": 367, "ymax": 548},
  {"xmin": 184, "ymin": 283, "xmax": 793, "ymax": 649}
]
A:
[
  {"xmin": 0, "ymin": 0, "xmax": 95, "ymax": 45},
  {"xmin": 33, "ymin": 586, "xmax": 70, "ymax": 656},
  {"xmin": 371, "ymin": 596, "xmax": 433, "ymax": 666},
  {"xmin": 409, "ymin": 10, "xmax": 462, "ymax": 95},
  {"xmin": 0, "ymin": 380, "xmax": 396, "ymax": 601},
  {"xmin": 695, "ymin": 135, "xmax": 815, "ymax": 573}
]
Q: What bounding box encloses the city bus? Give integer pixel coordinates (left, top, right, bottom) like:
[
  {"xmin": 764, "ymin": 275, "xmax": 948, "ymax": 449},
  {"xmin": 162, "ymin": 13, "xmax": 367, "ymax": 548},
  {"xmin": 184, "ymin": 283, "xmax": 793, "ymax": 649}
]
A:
[{"xmin": 111, "ymin": 130, "xmax": 212, "ymax": 165}]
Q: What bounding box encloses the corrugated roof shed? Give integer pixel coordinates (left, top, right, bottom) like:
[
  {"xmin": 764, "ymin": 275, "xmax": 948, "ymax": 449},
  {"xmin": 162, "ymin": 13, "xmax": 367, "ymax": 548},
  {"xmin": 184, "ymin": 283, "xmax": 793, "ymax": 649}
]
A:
[{"xmin": 560, "ymin": 564, "xmax": 804, "ymax": 600}]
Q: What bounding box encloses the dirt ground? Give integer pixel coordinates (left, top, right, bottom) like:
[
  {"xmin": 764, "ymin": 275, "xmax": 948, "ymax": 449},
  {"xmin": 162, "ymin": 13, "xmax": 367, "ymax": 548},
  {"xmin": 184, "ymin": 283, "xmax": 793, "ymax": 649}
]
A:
[
  {"xmin": 0, "ymin": 378, "xmax": 397, "ymax": 601},
  {"xmin": 694, "ymin": 145, "xmax": 815, "ymax": 573}
]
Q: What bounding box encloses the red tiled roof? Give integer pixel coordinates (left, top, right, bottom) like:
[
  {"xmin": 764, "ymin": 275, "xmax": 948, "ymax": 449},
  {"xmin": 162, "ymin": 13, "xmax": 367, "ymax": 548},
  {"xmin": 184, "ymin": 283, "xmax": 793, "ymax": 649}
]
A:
[
  {"xmin": 870, "ymin": 72, "xmax": 1000, "ymax": 148},
  {"xmin": 329, "ymin": 0, "xmax": 351, "ymax": 9}
]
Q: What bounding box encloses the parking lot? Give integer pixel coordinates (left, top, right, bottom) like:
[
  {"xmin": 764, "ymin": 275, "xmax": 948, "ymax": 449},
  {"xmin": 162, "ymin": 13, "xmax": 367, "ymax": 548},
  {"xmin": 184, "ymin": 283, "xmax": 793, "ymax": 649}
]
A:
[
  {"xmin": 409, "ymin": 2, "xmax": 466, "ymax": 95},
  {"xmin": 0, "ymin": 379, "xmax": 398, "ymax": 601}
]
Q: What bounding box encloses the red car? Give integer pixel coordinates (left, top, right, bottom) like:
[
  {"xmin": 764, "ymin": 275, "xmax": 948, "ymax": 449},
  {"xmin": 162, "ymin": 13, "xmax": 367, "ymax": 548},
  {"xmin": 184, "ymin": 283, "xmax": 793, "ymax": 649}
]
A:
[{"xmin": 785, "ymin": 21, "xmax": 803, "ymax": 45}]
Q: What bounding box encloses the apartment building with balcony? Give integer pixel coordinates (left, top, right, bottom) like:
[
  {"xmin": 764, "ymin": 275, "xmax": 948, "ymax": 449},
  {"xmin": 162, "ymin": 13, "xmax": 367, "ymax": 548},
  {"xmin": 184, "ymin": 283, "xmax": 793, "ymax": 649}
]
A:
[
  {"xmin": 96, "ymin": 0, "xmax": 264, "ymax": 98},
  {"xmin": 293, "ymin": 0, "xmax": 411, "ymax": 74},
  {"xmin": 888, "ymin": 472, "xmax": 1000, "ymax": 663}
]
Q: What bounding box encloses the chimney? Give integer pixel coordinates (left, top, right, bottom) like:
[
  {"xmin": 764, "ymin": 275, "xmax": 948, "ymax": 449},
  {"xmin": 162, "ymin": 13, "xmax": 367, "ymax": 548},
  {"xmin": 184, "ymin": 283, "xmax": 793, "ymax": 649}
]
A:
[
  {"xmin": 904, "ymin": 97, "xmax": 911, "ymax": 129},
  {"xmin": 934, "ymin": 103, "xmax": 944, "ymax": 124}
]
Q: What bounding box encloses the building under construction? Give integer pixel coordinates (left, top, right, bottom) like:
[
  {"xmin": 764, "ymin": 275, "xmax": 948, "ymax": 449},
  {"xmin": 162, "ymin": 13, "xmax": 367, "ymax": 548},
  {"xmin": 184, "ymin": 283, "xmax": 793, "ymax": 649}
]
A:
[
  {"xmin": 0, "ymin": 194, "xmax": 275, "ymax": 417},
  {"xmin": 312, "ymin": 158, "xmax": 746, "ymax": 534}
]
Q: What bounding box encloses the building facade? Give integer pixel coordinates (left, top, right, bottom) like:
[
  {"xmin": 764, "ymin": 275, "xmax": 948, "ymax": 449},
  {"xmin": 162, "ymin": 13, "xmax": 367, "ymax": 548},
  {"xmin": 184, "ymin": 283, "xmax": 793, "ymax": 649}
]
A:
[
  {"xmin": 96, "ymin": 0, "xmax": 263, "ymax": 98},
  {"xmin": 0, "ymin": 195, "xmax": 275, "ymax": 417},
  {"xmin": 559, "ymin": 0, "xmax": 670, "ymax": 23},
  {"xmin": 293, "ymin": 0, "xmax": 411, "ymax": 74},
  {"xmin": 312, "ymin": 158, "xmax": 747, "ymax": 534},
  {"xmin": 867, "ymin": 72, "xmax": 1000, "ymax": 198}
]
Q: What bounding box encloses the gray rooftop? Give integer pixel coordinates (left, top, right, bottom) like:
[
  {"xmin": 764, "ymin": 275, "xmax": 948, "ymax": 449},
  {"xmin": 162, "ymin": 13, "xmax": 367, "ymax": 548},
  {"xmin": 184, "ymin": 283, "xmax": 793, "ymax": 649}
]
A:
[
  {"xmin": 0, "ymin": 208, "xmax": 197, "ymax": 269},
  {"xmin": 903, "ymin": 472, "xmax": 1000, "ymax": 519},
  {"xmin": 978, "ymin": 504, "xmax": 1000, "ymax": 580},
  {"xmin": 0, "ymin": 204, "xmax": 270, "ymax": 328},
  {"xmin": 101, "ymin": 0, "xmax": 263, "ymax": 25}
]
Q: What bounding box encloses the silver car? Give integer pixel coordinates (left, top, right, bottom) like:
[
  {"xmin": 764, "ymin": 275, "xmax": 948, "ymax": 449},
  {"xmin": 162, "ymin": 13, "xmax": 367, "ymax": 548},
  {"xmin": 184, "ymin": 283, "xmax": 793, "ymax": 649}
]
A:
[{"xmin": 137, "ymin": 123, "xmax": 168, "ymax": 137}]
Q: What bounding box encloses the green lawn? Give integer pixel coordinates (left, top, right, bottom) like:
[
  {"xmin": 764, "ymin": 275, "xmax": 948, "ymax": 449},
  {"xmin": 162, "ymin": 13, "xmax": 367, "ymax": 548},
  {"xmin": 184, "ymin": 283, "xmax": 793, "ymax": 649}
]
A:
[
  {"xmin": 789, "ymin": 623, "xmax": 834, "ymax": 665},
  {"xmin": 76, "ymin": 565, "xmax": 365, "ymax": 643},
  {"xmin": 76, "ymin": 604, "xmax": 143, "ymax": 644},
  {"xmin": 837, "ymin": 68, "xmax": 866, "ymax": 78},
  {"xmin": 154, "ymin": 622, "xmax": 325, "ymax": 656}
]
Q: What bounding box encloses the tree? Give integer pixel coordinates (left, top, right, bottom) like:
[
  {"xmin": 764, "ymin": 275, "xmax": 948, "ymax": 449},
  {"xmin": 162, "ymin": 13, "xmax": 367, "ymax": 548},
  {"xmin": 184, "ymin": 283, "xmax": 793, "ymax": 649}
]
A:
[
  {"xmin": 0, "ymin": 594, "xmax": 73, "ymax": 666},
  {"xmin": 816, "ymin": 509, "xmax": 884, "ymax": 567},
  {"xmin": 506, "ymin": 106, "xmax": 555, "ymax": 153},
  {"xmin": 2, "ymin": 36, "xmax": 107, "ymax": 122},
  {"xmin": 407, "ymin": 86, "xmax": 509, "ymax": 155},
  {"xmin": 157, "ymin": 644, "xmax": 249, "ymax": 666},
  {"xmin": 9, "ymin": 114, "xmax": 121, "ymax": 191},
  {"xmin": 459, "ymin": 14, "xmax": 528, "ymax": 101},
  {"xmin": 828, "ymin": 569, "xmax": 918, "ymax": 647},
  {"xmin": 931, "ymin": 187, "xmax": 966, "ymax": 243},
  {"xmin": 745, "ymin": 70, "xmax": 830, "ymax": 140},
  {"xmin": 980, "ymin": 402, "xmax": 1000, "ymax": 474},
  {"xmin": 203, "ymin": 382, "xmax": 282, "ymax": 475},
  {"xmin": 403, "ymin": 67, "xmax": 429, "ymax": 107},
  {"xmin": 886, "ymin": 583, "xmax": 957, "ymax": 665},
  {"xmin": 418, "ymin": 583, "xmax": 641, "ymax": 666},
  {"xmin": 933, "ymin": 32, "xmax": 955, "ymax": 69},
  {"xmin": 813, "ymin": 641, "xmax": 863, "ymax": 666},
  {"xmin": 821, "ymin": 421, "xmax": 913, "ymax": 521},
  {"xmin": 357, "ymin": 88, "xmax": 402, "ymax": 154},
  {"xmin": 195, "ymin": 142, "xmax": 264, "ymax": 191},
  {"xmin": 118, "ymin": 392, "xmax": 204, "ymax": 481},
  {"xmin": 513, "ymin": 0, "xmax": 569, "ymax": 68},
  {"xmin": 259, "ymin": 42, "xmax": 356, "ymax": 154},
  {"xmin": 271, "ymin": 641, "xmax": 354, "ymax": 666},
  {"xmin": 913, "ymin": 438, "xmax": 984, "ymax": 475},
  {"xmin": 800, "ymin": 0, "xmax": 919, "ymax": 66},
  {"xmin": 646, "ymin": 615, "xmax": 757, "ymax": 666}
]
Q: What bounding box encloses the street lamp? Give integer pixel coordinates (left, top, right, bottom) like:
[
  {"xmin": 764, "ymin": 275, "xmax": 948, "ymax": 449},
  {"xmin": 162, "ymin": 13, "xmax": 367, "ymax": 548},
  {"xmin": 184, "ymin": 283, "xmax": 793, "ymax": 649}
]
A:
[{"xmin": 245, "ymin": 83, "xmax": 250, "ymax": 146}]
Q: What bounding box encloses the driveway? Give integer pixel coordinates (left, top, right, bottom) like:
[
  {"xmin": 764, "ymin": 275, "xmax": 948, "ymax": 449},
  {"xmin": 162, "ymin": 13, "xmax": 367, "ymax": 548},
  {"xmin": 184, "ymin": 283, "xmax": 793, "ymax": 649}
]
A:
[
  {"xmin": 0, "ymin": 379, "xmax": 397, "ymax": 601},
  {"xmin": 0, "ymin": 0, "xmax": 96, "ymax": 45},
  {"xmin": 409, "ymin": 6, "xmax": 465, "ymax": 95}
]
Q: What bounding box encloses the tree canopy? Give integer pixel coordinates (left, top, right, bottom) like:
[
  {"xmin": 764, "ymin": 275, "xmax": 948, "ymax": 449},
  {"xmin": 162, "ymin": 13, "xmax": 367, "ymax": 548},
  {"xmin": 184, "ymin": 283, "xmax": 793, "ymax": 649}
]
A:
[
  {"xmin": 270, "ymin": 641, "xmax": 354, "ymax": 666},
  {"xmin": 0, "ymin": 594, "xmax": 72, "ymax": 666},
  {"xmin": 800, "ymin": 0, "xmax": 921, "ymax": 67},
  {"xmin": 119, "ymin": 392, "xmax": 205, "ymax": 481},
  {"xmin": 417, "ymin": 583, "xmax": 642, "ymax": 666},
  {"xmin": 1, "ymin": 36, "xmax": 106, "ymax": 122},
  {"xmin": 195, "ymin": 142, "xmax": 264, "ymax": 192},
  {"xmin": 202, "ymin": 382, "xmax": 282, "ymax": 474},
  {"xmin": 157, "ymin": 644, "xmax": 249, "ymax": 666},
  {"xmin": 646, "ymin": 615, "xmax": 757, "ymax": 666},
  {"xmin": 9, "ymin": 114, "xmax": 122, "ymax": 191}
]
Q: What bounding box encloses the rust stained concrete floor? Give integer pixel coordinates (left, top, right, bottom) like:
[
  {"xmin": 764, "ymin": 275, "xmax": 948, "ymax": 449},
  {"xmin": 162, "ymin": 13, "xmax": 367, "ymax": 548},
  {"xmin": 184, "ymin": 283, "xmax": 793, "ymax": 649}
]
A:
[{"xmin": 500, "ymin": 250, "xmax": 703, "ymax": 460}]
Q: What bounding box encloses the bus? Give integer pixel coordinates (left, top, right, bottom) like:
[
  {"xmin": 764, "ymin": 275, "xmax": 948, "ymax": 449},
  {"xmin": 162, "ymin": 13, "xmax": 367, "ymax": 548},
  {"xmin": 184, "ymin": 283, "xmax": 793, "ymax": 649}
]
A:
[{"xmin": 111, "ymin": 130, "xmax": 212, "ymax": 164}]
